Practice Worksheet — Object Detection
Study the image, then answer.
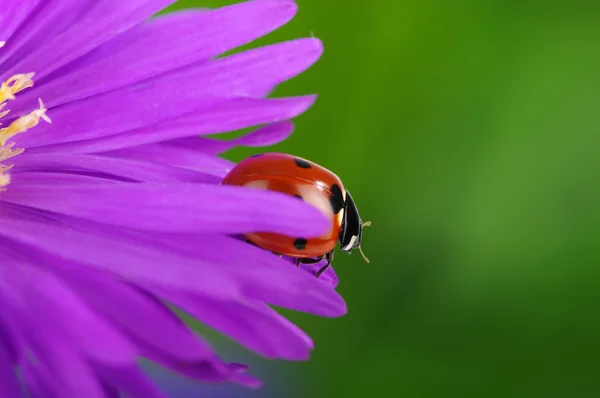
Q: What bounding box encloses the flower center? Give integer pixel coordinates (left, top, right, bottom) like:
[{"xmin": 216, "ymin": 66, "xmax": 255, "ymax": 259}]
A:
[{"xmin": 0, "ymin": 41, "xmax": 51, "ymax": 189}]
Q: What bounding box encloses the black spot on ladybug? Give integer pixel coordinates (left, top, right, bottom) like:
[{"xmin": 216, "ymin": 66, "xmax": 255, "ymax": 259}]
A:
[
  {"xmin": 294, "ymin": 158, "xmax": 312, "ymax": 169},
  {"xmin": 293, "ymin": 238, "xmax": 307, "ymax": 250},
  {"xmin": 329, "ymin": 184, "xmax": 344, "ymax": 214},
  {"xmin": 293, "ymin": 194, "xmax": 303, "ymax": 200}
]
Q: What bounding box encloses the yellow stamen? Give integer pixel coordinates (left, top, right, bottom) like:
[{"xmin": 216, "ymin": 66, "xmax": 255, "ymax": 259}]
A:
[
  {"xmin": 0, "ymin": 102, "xmax": 8, "ymax": 119},
  {"xmin": 0, "ymin": 41, "xmax": 50, "ymax": 188},
  {"xmin": 0, "ymin": 143, "xmax": 24, "ymax": 162},
  {"xmin": 0, "ymin": 73, "xmax": 35, "ymax": 102},
  {"xmin": 0, "ymin": 173, "xmax": 10, "ymax": 188},
  {"xmin": 0, "ymin": 98, "xmax": 51, "ymax": 145}
]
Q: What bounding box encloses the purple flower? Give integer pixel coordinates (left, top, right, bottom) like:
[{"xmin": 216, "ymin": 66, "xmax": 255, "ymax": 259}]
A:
[{"xmin": 0, "ymin": 0, "xmax": 346, "ymax": 397}]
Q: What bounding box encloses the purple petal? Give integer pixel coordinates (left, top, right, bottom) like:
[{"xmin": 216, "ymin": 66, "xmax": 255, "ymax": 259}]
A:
[
  {"xmin": 4, "ymin": 0, "xmax": 176, "ymax": 81},
  {"xmin": 13, "ymin": 0, "xmax": 298, "ymax": 110},
  {"xmin": 21, "ymin": 357, "xmax": 62, "ymax": 398},
  {"xmin": 0, "ymin": 0, "xmax": 40, "ymax": 43},
  {"xmin": 101, "ymin": 382, "xmax": 121, "ymax": 398},
  {"xmin": 0, "ymin": 214, "xmax": 238, "ymax": 298},
  {"xmin": 0, "ymin": 254, "xmax": 136, "ymax": 367},
  {"xmin": 0, "ymin": 332, "xmax": 20, "ymax": 398},
  {"xmin": 99, "ymin": 145, "xmax": 235, "ymax": 177},
  {"xmin": 21, "ymin": 360, "xmax": 51, "ymax": 398},
  {"xmin": 1, "ymin": 182, "xmax": 332, "ymax": 237},
  {"xmin": 55, "ymin": 263, "xmax": 218, "ymax": 363},
  {"xmin": 21, "ymin": 338, "xmax": 105, "ymax": 398},
  {"xmin": 35, "ymin": 96, "xmax": 315, "ymax": 153},
  {"xmin": 15, "ymin": 38, "xmax": 322, "ymax": 148},
  {"xmin": 230, "ymin": 373, "xmax": 263, "ymax": 390},
  {"xmin": 162, "ymin": 292, "xmax": 314, "ymax": 360},
  {"xmin": 12, "ymin": 152, "xmax": 221, "ymax": 183},
  {"xmin": 10, "ymin": 171, "xmax": 125, "ymax": 186},
  {"xmin": 97, "ymin": 122, "xmax": 295, "ymax": 171},
  {"xmin": 97, "ymin": 366, "xmax": 168, "ymax": 398},
  {"xmin": 125, "ymin": 232, "xmax": 348, "ymax": 317},
  {"xmin": 243, "ymin": 280, "xmax": 347, "ymax": 317},
  {"xmin": 299, "ymin": 261, "xmax": 340, "ymax": 289},
  {"xmin": 0, "ymin": 211, "xmax": 346, "ymax": 316},
  {"xmin": 0, "ymin": 322, "xmax": 17, "ymax": 364},
  {"xmin": 166, "ymin": 121, "xmax": 295, "ymax": 156},
  {"xmin": 143, "ymin": 357, "xmax": 260, "ymax": 388},
  {"xmin": 0, "ymin": 0, "xmax": 91, "ymax": 69}
]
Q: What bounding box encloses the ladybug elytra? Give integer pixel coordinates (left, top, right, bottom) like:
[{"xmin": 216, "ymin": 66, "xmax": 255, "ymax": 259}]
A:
[{"xmin": 221, "ymin": 153, "xmax": 369, "ymax": 277}]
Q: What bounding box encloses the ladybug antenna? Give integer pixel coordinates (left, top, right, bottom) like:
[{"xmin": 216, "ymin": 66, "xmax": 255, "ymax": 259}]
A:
[
  {"xmin": 358, "ymin": 245, "xmax": 370, "ymax": 263},
  {"xmin": 358, "ymin": 221, "xmax": 371, "ymax": 263}
]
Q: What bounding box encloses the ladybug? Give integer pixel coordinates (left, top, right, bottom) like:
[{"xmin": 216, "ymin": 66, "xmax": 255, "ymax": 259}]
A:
[{"xmin": 221, "ymin": 152, "xmax": 370, "ymax": 277}]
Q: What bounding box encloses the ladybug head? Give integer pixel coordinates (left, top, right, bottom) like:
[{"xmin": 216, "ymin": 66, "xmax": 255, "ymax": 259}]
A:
[{"xmin": 339, "ymin": 190, "xmax": 370, "ymax": 262}]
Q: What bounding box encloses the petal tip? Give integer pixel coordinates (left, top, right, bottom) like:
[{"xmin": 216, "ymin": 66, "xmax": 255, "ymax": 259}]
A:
[
  {"xmin": 278, "ymin": 0, "xmax": 299, "ymax": 17},
  {"xmin": 292, "ymin": 94, "xmax": 318, "ymax": 116},
  {"xmin": 297, "ymin": 37, "xmax": 324, "ymax": 63},
  {"xmin": 233, "ymin": 373, "xmax": 263, "ymax": 389}
]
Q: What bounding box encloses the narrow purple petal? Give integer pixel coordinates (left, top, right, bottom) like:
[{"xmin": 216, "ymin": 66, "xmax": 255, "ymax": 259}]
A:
[
  {"xmin": 15, "ymin": 38, "xmax": 322, "ymax": 148},
  {"xmin": 244, "ymin": 282, "xmax": 347, "ymax": 318},
  {"xmin": 22, "ymin": 339, "xmax": 106, "ymax": 398},
  {"xmin": 0, "ymin": 254, "xmax": 137, "ymax": 366},
  {"xmin": 5, "ymin": 0, "xmax": 176, "ymax": 81},
  {"xmin": 99, "ymin": 145, "xmax": 235, "ymax": 177},
  {"xmin": 0, "ymin": 214, "xmax": 240, "ymax": 298},
  {"xmin": 0, "ymin": 0, "xmax": 91, "ymax": 69},
  {"xmin": 0, "ymin": 332, "xmax": 20, "ymax": 398},
  {"xmin": 12, "ymin": 152, "xmax": 221, "ymax": 183},
  {"xmin": 162, "ymin": 292, "xmax": 314, "ymax": 360},
  {"xmin": 103, "ymin": 122, "xmax": 294, "ymax": 176},
  {"xmin": 299, "ymin": 261, "xmax": 340, "ymax": 289},
  {"xmin": 97, "ymin": 366, "xmax": 168, "ymax": 398},
  {"xmin": 0, "ymin": 212, "xmax": 346, "ymax": 316},
  {"xmin": 55, "ymin": 263, "xmax": 218, "ymax": 363},
  {"xmin": 1, "ymin": 183, "xmax": 332, "ymax": 237},
  {"xmin": 10, "ymin": 172, "xmax": 124, "ymax": 186},
  {"xmin": 166, "ymin": 121, "xmax": 296, "ymax": 156},
  {"xmin": 34, "ymin": 96, "xmax": 315, "ymax": 153},
  {"xmin": 0, "ymin": 322, "xmax": 17, "ymax": 363},
  {"xmin": 231, "ymin": 373, "xmax": 263, "ymax": 390},
  {"xmin": 14, "ymin": 0, "xmax": 299, "ymax": 110},
  {"xmin": 122, "ymin": 232, "xmax": 348, "ymax": 317},
  {"xmin": 0, "ymin": 0, "xmax": 40, "ymax": 43},
  {"xmin": 19, "ymin": 358, "xmax": 61, "ymax": 398},
  {"xmin": 143, "ymin": 356, "xmax": 259, "ymax": 388},
  {"xmin": 101, "ymin": 382, "xmax": 121, "ymax": 398}
]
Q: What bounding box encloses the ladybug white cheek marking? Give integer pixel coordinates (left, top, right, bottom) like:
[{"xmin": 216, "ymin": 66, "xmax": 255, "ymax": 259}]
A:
[
  {"xmin": 343, "ymin": 235, "xmax": 358, "ymax": 251},
  {"xmin": 243, "ymin": 180, "xmax": 270, "ymax": 190},
  {"xmin": 297, "ymin": 184, "xmax": 333, "ymax": 219}
]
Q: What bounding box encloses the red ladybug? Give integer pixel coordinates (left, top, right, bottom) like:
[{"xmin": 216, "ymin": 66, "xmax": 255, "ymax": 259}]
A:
[{"xmin": 221, "ymin": 152, "xmax": 369, "ymax": 277}]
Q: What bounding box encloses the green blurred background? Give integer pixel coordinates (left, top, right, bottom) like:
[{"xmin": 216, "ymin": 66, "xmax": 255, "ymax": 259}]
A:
[{"xmin": 166, "ymin": 1, "xmax": 600, "ymax": 397}]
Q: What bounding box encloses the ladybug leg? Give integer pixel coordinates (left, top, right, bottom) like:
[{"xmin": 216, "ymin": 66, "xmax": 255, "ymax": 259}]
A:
[
  {"xmin": 315, "ymin": 250, "xmax": 335, "ymax": 278},
  {"xmin": 296, "ymin": 256, "xmax": 324, "ymax": 266}
]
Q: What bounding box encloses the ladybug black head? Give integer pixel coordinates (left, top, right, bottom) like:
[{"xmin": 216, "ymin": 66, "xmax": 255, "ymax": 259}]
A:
[{"xmin": 339, "ymin": 190, "xmax": 369, "ymax": 262}]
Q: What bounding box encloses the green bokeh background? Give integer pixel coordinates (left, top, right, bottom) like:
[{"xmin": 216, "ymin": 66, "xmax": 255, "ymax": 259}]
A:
[{"xmin": 167, "ymin": 1, "xmax": 600, "ymax": 397}]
